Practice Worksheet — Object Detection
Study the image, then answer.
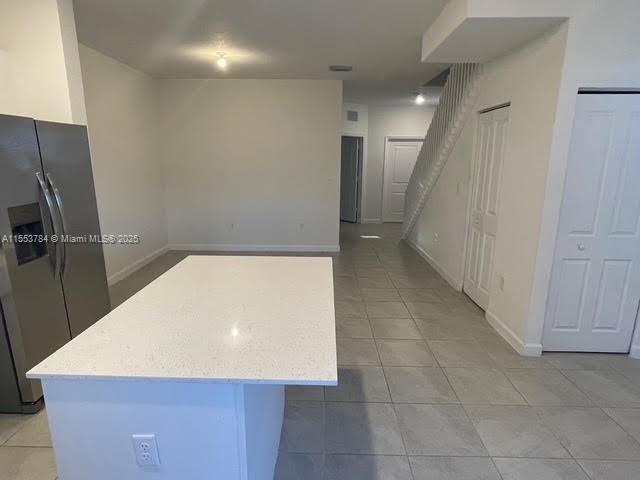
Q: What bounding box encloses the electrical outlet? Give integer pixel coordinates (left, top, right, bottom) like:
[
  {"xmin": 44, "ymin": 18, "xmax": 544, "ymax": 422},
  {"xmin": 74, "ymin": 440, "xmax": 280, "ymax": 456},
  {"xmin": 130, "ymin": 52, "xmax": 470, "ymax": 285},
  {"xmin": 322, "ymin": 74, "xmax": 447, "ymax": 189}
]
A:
[
  {"xmin": 434, "ymin": 233, "xmax": 439, "ymax": 242},
  {"xmin": 132, "ymin": 434, "xmax": 160, "ymax": 467}
]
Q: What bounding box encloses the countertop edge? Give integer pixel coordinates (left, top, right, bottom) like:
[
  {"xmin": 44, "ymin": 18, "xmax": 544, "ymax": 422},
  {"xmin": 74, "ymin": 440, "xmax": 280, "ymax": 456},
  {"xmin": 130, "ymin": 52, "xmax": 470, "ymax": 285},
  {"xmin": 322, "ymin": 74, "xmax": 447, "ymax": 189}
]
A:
[{"xmin": 26, "ymin": 371, "xmax": 338, "ymax": 386}]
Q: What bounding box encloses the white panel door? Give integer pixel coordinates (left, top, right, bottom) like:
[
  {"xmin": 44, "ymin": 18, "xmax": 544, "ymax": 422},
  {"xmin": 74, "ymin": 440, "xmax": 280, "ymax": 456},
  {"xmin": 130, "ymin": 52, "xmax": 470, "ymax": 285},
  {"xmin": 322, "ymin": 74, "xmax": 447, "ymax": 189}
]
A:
[
  {"xmin": 382, "ymin": 138, "xmax": 423, "ymax": 222},
  {"xmin": 464, "ymin": 107, "xmax": 510, "ymax": 310},
  {"xmin": 543, "ymin": 94, "xmax": 640, "ymax": 352}
]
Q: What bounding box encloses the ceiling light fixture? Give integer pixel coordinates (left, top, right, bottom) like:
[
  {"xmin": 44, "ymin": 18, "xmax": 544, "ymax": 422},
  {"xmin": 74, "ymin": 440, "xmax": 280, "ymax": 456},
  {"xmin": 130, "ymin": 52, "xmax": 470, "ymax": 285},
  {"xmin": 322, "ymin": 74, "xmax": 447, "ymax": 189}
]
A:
[
  {"xmin": 415, "ymin": 93, "xmax": 426, "ymax": 105},
  {"xmin": 216, "ymin": 52, "xmax": 228, "ymax": 70}
]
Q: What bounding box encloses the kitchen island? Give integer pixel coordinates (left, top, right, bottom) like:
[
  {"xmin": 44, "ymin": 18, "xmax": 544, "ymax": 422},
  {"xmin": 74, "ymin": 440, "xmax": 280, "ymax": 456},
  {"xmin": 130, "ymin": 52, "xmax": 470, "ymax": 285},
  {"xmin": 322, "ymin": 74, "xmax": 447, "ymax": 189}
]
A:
[{"xmin": 28, "ymin": 256, "xmax": 337, "ymax": 480}]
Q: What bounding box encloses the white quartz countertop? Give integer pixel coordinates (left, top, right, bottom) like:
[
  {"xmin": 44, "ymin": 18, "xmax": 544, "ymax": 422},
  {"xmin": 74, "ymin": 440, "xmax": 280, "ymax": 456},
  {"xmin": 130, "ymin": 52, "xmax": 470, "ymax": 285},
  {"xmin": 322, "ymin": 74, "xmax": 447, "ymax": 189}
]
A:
[{"xmin": 28, "ymin": 256, "xmax": 337, "ymax": 385}]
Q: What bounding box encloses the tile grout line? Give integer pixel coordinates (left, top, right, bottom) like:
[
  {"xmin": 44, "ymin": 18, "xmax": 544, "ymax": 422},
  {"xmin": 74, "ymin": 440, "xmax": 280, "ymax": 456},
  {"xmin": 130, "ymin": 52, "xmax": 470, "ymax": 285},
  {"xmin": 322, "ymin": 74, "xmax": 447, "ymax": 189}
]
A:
[
  {"xmin": 0, "ymin": 444, "xmax": 54, "ymax": 449},
  {"xmin": 598, "ymin": 406, "xmax": 640, "ymax": 449},
  {"xmin": 496, "ymin": 363, "xmax": 530, "ymax": 406},
  {"xmin": 1, "ymin": 414, "xmax": 37, "ymax": 448},
  {"xmin": 554, "ymin": 367, "xmax": 600, "ymax": 407},
  {"xmin": 377, "ymin": 245, "xmax": 418, "ymax": 480},
  {"xmin": 396, "ymin": 282, "xmax": 508, "ymax": 476},
  {"xmin": 326, "ymin": 227, "xmax": 640, "ymax": 478},
  {"xmin": 283, "ymin": 451, "xmax": 640, "ymax": 460},
  {"xmin": 378, "ymin": 246, "xmax": 580, "ymax": 479}
]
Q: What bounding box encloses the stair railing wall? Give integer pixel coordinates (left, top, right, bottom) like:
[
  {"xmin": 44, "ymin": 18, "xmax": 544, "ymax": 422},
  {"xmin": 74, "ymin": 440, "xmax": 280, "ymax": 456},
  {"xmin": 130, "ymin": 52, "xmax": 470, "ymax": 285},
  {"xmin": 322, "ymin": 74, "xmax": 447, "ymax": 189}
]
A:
[{"xmin": 401, "ymin": 63, "xmax": 484, "ymax": 238}]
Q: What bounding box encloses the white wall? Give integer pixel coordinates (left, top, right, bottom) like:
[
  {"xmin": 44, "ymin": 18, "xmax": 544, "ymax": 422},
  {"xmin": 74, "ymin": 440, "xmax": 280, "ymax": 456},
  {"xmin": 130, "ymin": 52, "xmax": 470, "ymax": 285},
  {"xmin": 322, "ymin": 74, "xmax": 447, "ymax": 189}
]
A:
[
  {"xmin": 79, "ymin": 45, "xmax": 168, "ymax": 284},
  {"xmin": 56, "ymin": 0, "xmax": 87, "ymax": 125},
  {"xmin": 364, "ymin": 105, "xmax": 435, "ymax": 222},
  {"xmin": 408, "ymin": 113, "xmax": 475, "ymax": 289},
  {"xmin": 0, "ymin": 0, "xmax": 86, "ymax": 123},
  {"xmin": 530, "ymin": 0, "xmax": 640, "ymax": 353},
  {"xmin": 412, "ymin": 0, "xmax": 640, "ymax": 356},
  {"xmin": 155, "ymin": 79, "xmax": 342, "ymax": 251},
  {"xmin": 0, "ymin": 51, "xmax": 13, "ymax": 112},
  {"xmin": 409, "ymin": 24, "xmax": 569, "ymax": 354},
  {"xmin": 480, "ymin": 25, "xmax": 569, "ymax": 354}
]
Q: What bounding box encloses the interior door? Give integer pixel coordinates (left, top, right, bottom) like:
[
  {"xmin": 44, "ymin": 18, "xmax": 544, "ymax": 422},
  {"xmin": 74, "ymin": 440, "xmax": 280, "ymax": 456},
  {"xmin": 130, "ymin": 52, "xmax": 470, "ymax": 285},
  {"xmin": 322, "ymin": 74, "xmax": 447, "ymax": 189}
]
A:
[
  {"xmin": 35, "ymin": 121, "xmax": 111, "ymax": 337},
  {"xmin": 543, "ymin": 94, "xmax": 640, "ymax": 352},
  {"xmin": 464, "ymin": 107, "xmax": 510, "ymax": 310},
  {"xmin": 340, "ymin": 137, "xmax": 360, "ymax": 223},
  {"xmin": 382, "ymin": 138, "xmax": 423, "ymax": 222},
  {"xmin": 0, "ymin": 115, "xmax": 71, "ymax": 405}
]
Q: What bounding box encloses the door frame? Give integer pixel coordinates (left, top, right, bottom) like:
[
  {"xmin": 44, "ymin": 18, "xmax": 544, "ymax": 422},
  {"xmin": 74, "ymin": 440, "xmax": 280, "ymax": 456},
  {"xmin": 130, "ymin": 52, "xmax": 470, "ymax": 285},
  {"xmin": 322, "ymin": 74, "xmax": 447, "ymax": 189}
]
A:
[
  {"xmin": 381, "ymin": 136, "xmax": 424, "ymax": 223},
  {"xmin": 462, "ymin": 103, "xmax": 511, "ymax": 310},
  {"xmin": 340, "ymin": 135, "xmax": 365, "ymax": 223}
]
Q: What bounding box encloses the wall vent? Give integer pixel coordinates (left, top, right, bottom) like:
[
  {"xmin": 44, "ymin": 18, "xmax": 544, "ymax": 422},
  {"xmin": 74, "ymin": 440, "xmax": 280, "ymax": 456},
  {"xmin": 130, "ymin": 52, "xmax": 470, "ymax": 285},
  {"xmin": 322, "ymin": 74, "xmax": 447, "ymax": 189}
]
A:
[
  {"xmin": 329, "ymin": 65, "xmax": 353, "ymax": 72},
  {"xmin": 347, "ymin": 110, "xmax": 359, "ymax": 122}
]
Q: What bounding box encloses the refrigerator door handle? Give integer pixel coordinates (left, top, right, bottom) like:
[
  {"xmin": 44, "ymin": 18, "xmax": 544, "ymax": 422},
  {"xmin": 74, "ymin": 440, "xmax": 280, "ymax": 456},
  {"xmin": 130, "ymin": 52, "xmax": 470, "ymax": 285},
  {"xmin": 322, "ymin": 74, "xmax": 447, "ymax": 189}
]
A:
[
  {"xmin": 35, "ymin": 172, "xmax": 62, "ymax": 276},
  {"xmin": 46, "ymin": 173, "xmax": 67, "ymax": 275}
]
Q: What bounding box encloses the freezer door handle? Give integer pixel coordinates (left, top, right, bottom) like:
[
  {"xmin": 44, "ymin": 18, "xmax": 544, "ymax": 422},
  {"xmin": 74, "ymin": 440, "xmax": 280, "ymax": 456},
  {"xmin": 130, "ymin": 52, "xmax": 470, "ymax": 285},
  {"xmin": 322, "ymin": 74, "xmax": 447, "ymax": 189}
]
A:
[
  {"xmin": 47, "ymin": 173, "xmax": 67, "ymax": 275},
  {"xmin": 35, "ymin": 172, "xmax": 62, "ymax": 276}
]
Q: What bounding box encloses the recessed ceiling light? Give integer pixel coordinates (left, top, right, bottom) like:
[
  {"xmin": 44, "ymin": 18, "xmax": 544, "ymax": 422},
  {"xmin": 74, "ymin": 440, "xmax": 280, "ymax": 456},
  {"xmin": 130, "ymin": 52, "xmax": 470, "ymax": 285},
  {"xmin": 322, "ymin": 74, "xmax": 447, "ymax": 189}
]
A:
[
  {"xmin": 216, "ymin": 52, "xmax": 228, "ymax": 70},
  {"xmin": 329, "ymin": 65, "xmax": 353, "ymax": 72},
  {"xmin": 360, "ymin": 235, "xmax": 382, "ymax": 239},
  {"xmin": 415, "ymin": 93, "xmax": 426, "ymax": 105}
]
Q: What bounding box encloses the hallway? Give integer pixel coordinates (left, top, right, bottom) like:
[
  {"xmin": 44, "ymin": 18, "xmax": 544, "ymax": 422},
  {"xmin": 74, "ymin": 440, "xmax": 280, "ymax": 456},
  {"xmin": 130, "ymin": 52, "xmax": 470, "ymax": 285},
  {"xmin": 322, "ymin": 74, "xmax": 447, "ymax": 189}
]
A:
[
  {"xmin": 276, "ymin": 222, "xmax": 640, "ymax": 479},
  {"xmin": 2, "ymin": 224, "xmax": 640, "ymax": 479}
]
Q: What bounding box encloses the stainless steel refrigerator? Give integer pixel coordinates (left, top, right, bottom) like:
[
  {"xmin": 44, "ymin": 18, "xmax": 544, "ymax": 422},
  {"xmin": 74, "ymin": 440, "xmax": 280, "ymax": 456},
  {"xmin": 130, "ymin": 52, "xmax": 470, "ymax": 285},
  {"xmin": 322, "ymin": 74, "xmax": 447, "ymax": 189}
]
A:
[{"xmin": 0, "ymin": 114, "xmax": 111, "ymax": 413}]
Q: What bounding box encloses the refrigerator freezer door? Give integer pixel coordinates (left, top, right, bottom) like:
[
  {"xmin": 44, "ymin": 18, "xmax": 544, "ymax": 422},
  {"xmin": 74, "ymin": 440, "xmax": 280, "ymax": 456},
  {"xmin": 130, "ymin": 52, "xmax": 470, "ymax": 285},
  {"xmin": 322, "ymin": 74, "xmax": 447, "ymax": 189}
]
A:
[
  {"xmin": 0, "ymin": 115, "xmax": 72, "ymax": 408},
  {"xmin": 35, "ymin": 121, "xmax": 111, "ymax": 337}
]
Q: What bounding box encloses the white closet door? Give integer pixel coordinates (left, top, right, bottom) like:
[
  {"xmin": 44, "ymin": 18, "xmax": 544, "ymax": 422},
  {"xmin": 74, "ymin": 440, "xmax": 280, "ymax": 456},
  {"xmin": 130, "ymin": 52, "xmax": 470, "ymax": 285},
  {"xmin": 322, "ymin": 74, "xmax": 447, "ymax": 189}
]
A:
[
  {"xmin": 543, "ymin": 94, "xmax": 640, "ymax": 352},
  {"xmin": 464, "ymin": 107, "xmax": 510, "ymax": 310}
]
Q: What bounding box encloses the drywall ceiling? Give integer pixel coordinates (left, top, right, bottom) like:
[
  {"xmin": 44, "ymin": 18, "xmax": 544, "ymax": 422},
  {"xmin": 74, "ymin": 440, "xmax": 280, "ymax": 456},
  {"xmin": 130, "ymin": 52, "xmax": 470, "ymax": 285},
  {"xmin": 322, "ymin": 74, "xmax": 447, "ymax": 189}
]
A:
[
  {"xmin": 72, "ymin": 0, "xmax": 449, "ymax": 105},
  {"xmin": 345, "ymin": 83, "xmax": 443, "ymax": 107}
]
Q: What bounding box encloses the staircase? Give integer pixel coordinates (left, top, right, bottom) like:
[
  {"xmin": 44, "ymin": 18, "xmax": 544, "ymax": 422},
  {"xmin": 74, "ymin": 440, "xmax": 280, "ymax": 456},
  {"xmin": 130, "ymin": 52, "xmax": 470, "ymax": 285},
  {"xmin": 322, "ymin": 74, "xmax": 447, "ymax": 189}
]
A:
[{"xmin": 401, "ymin": 63, "xmax": 484, "ymax": 238}]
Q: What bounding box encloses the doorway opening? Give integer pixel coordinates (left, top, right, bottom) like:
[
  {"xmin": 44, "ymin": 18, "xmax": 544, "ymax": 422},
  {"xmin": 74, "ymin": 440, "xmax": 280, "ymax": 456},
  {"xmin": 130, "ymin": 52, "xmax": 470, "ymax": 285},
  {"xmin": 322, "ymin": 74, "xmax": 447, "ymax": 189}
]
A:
[
  {"xmin": 463, "ymin": 104, "xmax": 511, "ymax": 311},
  {"xmin": 340, "ymin": 136, "xmax": 364, "ymax": 223}
]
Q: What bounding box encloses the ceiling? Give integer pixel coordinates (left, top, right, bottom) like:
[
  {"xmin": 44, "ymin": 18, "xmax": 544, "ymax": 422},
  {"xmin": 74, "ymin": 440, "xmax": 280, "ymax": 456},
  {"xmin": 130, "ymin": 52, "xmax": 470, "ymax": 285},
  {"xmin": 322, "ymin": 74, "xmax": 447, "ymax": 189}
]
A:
[{"xmin": 72, "ymin": 0, "xmax": 449, "ymax": 105}]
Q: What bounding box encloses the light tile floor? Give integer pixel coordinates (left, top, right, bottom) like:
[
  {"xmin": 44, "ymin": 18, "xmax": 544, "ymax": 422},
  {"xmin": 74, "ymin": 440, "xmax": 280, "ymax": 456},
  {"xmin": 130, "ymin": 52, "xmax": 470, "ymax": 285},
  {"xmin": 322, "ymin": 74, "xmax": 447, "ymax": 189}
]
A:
[
  {"xmin": 276, "ymin": 223, "xmax": 640, "ymax": 480},
  {"xmin": 2, "ymin": 222, "xmax": 640, "ymax": 479}
]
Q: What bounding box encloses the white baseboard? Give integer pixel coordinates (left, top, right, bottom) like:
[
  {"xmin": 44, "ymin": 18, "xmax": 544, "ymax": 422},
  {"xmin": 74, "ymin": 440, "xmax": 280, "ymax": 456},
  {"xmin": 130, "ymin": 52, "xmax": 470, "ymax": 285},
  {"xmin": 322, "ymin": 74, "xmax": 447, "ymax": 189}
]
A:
[
  {"xmin": 168, "ymin": 243, "xmax": 340, "ymax": 253},
  {"xmin": 405, "ymin": 238, "xmax": 463, "ymax": 291},
  {"xmin": 485, "ymin": 311, "xmax": 543, "ymax": 357},
  {"xmin": 404, "ymin": 238, "xmax": 543, "ymax": 358},
  {"xmin": 630, "ymin": 344, "xmax": 640, "ymax": 359},
  {"xmin": 107, "ymin": 245, "xmax": 170, "ymax": 286},
  {"xmin": 361, "ymin": 218, "xmax": 383, "ymax": 224}
]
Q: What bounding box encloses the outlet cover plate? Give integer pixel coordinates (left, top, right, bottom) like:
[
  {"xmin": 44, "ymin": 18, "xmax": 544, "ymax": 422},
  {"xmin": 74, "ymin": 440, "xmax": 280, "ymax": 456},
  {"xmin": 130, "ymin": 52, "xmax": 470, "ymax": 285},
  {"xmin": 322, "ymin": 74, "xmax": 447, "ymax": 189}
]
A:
[{"xmin": 132, "ymin": 434, "xmax": 160, "ymax": 466}]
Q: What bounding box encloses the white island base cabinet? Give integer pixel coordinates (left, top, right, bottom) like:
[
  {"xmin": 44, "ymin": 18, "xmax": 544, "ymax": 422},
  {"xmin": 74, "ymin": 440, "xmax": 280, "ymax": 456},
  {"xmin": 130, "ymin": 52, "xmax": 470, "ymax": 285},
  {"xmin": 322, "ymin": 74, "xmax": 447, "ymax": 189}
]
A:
[
  {"xmin": 43, "ymin": 378, "xmax": 284, "ymax": 480},
  {"xmin": 28, "ymin": 257, "xmax": 336, "ymax": 480}
]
